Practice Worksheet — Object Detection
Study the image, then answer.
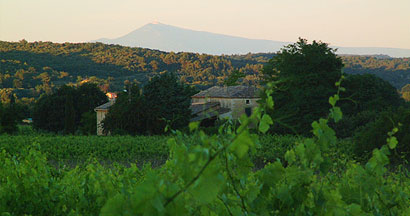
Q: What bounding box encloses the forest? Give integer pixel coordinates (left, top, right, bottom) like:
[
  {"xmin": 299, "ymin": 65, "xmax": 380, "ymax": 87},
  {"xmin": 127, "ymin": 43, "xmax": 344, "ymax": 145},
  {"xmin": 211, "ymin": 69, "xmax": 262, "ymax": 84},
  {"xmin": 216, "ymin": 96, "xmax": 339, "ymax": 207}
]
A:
[{"xmin": 1, "ymin": 40, "xmax": 410, "ymax": 105}]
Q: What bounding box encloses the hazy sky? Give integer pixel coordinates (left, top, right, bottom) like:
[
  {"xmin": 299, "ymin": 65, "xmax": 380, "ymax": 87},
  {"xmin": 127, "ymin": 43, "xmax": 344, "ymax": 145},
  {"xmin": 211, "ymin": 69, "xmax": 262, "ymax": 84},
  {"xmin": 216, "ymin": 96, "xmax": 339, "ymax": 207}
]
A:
[{"xmin": 1, "ymin": 0, "xmax": 410, "ymax": 49}]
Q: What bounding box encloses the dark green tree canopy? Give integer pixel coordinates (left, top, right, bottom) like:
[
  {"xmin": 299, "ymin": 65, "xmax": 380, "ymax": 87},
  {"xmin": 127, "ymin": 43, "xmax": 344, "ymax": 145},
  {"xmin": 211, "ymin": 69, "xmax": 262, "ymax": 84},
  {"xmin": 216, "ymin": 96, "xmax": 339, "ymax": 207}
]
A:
[
  {"xmin": 262, "ymin": 38, "xmax": 343, "ymax": 135},
  {"xmin": 103, "ymin": 72, "xmax": 197, "ymax": 135},
  {"xmin": 263, "ymin": 38, "xmax": 343, "ymax": 83},
  {"xmin": 103, "ymin": 84, "xmax": 145, "ymax": 135},
  {"xmin": 0, "ymin": 101, "xmax": 19, "ymax": 134},
  {"xmin": 32, "ymin": 83, "xmax": 107, "ymax": 133},
  {"xmin": 339, "ymin": 74, "xmax": 404, "ymax": 116},
  {"xmin": 224, "ymin": 70, "xmax": 246, "ymax": 86},
  {"xmin": 143, "ymin": 72, "xmax": 195, "ymax": 134},
  {"xmin": 330, "ymin": 74, "xmax": 404, "ymax": 138}
]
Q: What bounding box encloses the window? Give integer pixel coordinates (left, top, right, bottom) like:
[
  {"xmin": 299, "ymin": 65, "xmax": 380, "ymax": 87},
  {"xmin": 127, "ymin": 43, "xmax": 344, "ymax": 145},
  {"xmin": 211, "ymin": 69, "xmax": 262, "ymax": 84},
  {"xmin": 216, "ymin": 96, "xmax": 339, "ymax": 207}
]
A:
[
  {"xmin": 245, "ymin": 107, "xmax": 252, "ymax": 117},
  {"xmin": 246, "ymin": 99, "xmax": 250, "ymax": 104}
]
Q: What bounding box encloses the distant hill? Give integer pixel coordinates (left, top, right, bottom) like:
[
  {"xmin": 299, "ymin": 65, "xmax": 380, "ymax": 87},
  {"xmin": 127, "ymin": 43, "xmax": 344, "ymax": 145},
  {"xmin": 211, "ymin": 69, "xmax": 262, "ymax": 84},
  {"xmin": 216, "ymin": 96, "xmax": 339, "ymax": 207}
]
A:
[
  {"xmin": 1, "ymin": 41, "xmax": 409, "ymax": 102},
  {"xmin": 94, "ymin": 22, "xmax": 410, "ymax": 58}
]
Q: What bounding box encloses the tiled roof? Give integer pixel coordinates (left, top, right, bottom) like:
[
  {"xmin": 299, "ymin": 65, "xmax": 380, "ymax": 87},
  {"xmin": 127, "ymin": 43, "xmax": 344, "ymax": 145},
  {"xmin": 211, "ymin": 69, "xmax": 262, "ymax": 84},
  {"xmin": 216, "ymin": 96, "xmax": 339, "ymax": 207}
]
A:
[
  {"xmin": 190, "ymin": 107, "xmax": 231, "ymax": 122},
  {"xmin": 192, "ymin": 86, "xmax": 259, "ymax": 98},
  {"xmin": 94, "ymin": 101, "xmax": 113, "ymax": 111},
  {"xmin": 190, "ymin": 102, "xmax": 220, "ymax": 115}
]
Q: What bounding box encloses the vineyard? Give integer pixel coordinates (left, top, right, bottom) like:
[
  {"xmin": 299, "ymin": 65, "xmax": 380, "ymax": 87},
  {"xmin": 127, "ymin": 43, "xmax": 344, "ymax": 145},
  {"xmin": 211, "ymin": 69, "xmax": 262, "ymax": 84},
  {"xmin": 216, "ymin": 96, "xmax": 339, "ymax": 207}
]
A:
[
  {"xmin": 1, "ymin": 83, "xmax": 410, "ymax": 215},
  {"xmin": 0, "ymin": 134, "xmax": 317, "ymax": 169}
]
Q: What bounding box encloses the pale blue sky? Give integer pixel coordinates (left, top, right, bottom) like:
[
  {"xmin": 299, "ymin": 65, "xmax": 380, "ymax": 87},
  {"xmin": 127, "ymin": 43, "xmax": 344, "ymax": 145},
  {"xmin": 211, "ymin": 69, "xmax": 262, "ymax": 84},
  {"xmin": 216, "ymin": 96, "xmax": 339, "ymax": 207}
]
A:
[{"xmin": 1, "ymin": 0, "xmax": 409, "ymax": 48}]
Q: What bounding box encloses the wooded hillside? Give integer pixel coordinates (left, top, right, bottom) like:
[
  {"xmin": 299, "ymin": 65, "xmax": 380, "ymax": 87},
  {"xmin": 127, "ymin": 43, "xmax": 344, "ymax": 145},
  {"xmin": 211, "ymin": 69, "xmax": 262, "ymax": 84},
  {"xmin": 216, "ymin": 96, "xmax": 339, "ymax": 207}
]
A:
[{"xmin": 1, "ymin": 40, "xmax": 409, "ymax": 102}]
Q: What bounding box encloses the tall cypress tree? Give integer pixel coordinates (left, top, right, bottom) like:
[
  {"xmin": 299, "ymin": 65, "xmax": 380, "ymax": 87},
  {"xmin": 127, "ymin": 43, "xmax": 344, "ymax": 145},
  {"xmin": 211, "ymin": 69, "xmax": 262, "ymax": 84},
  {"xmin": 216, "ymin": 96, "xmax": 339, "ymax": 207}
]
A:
[
  {"xmin": 64, "ymin": 93, "xmax": 76, "ymax": 134},
  {"xmin": 0, "ymin": 95, "xmax": 18, "ymax": 134}
]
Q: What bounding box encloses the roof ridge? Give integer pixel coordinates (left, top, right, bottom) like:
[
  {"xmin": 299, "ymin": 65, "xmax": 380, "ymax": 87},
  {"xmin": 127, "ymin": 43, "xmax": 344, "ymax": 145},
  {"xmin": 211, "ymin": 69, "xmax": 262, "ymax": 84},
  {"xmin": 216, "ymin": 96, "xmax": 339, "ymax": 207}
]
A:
[{"xmin": 192, "ymin": 85, "xmax": 259, "ymax": 98}]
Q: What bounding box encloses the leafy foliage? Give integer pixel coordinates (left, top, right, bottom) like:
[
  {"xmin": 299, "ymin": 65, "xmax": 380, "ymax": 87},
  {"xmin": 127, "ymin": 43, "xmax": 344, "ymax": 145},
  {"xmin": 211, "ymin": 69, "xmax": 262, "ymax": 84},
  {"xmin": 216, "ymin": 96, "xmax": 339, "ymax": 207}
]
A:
[
  {"xmin": 223, "ymin": 69, "xmax": 246, "ymax": 86},
  {"xmin": 342, "ymin": 55, "xmax": 410, "ymax": 89},
  {"xmin": 142, "ymin": 72, "xmax": 195, "ymax": 134},
  {"xmin": 331, "ymin": 74, "xmax": 404, "ymax": 138},
  {"xmin": 2, "ymin": 77, "xmax": 410, "ymax": 215},
  {"xmin": 0, "ymin": 102, "xmax": 18, "ymax": 134},
  {"xmin": 32, "ymin": 83, "xmax": 107, "ymax": 134},
  {"xmin": 102, "ymin": 84, "xmax": 145, "ymax": 135},
  {"xmin": 2, "ymin": 41, "xmax": 409, "ymax": 106},
  {"xmin": 0, "ymin": 94, "xmax": 26, "ymax": 134},
  {"xmin": 0, "ymin": 135, "xmax": 169, "ymax": 167},
  {"xmin": 262, "ymin": 38, "xmax": 343, "ymax": 135},
  {"xmin": 103, "ymin": 72, "xmax": 196, "ymax": 135},
  {"xmin": 0, "ymin": 41, "xmax": 262, "ymax": 102},
  {"xmin": 354, "ymin": 107, "xmax": 410, "ymax": 162},
  {"xmin": 402, "ymin": 84, "xmax": 410, "ymax": 101},
  {"xmin": 339, "ymin": 74, "xmax": 404, "ymax": 116},
  {"xmin": 1, "ymin": 39, "xmax": 410, "ymax": 215}
]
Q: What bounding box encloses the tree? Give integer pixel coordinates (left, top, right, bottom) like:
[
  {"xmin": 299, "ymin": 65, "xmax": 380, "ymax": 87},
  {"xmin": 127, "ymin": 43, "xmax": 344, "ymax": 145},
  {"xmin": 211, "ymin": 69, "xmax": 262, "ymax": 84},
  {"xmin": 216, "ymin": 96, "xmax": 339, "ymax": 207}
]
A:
[
  {"xmin": 262, "ymin": 38, "xmax": 343, "ymax": 135},
  {"xmin": 77, "ymin": 83, "xmax": 109, "ymax": 118},
  {"xmin": 401, "ymin": 84, "xmax": 410, "ymax": 102},
  {"xmin": 103, "ymin": 83, "xmax": 145, "ymax": 135},
  {"xmin": 78, "ymin": 111, "xmax": 97, "ymax": 135},
  {"xmin": 330, "ymin": 74, "xmax": 404, "ymax": 138},
  {"xmin": 64, "ymin": 93, "xmax": 76, "ymax": 134},
  {"xmin": 354, "ymin": 107, "xmax": 410, "ymax": 162},
  {"xmin": 32, "ymin": 83, "xmax": 107, "ymax": 133},
  {"xmin": 0, "ymin": 92, "xmax": 23, "ymax": 134},
  {"xmin": 224, "ymin": 70, "xmax": 246, "ymax": 86},
  {"xmin": 103, "ymin": 73, "xmax": 196, "ymax": 135},
  {"xmin": 142, "ymin": 72, "xmax": 195, "ymax": 134},
  {"xmin": 339, "ymin": 74, "xmax": 403, "ymax": 116},
  {"xmin": 0, "ymin": 102, "xmax": 18, "ymax": 134}
]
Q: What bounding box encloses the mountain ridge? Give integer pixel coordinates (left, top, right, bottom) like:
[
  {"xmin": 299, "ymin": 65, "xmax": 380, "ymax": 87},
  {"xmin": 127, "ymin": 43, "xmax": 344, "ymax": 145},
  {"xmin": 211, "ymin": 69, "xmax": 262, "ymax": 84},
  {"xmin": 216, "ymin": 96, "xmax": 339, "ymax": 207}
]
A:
[
  {"xmin": 93, "ymin": 22, "xmax": 290, "ymax": 54},
  {"xmin": 93, "ymin": 22, "xmax": 410, "ymax": 58}
]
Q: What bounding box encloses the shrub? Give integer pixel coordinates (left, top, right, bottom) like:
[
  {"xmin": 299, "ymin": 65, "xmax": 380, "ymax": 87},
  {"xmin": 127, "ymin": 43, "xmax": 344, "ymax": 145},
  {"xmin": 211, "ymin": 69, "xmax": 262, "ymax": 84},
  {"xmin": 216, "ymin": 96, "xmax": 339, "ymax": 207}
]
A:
[
  {"xmin": 354, "ymin": 107, "xmax": 410, "ymax": 162},
  {"xmin": 330, "ymin": 110, "xmax": 378, "ymax": 138},
  {"xmin": 0, "ymin": 102, "xmax": 18, "ymax": 134}
]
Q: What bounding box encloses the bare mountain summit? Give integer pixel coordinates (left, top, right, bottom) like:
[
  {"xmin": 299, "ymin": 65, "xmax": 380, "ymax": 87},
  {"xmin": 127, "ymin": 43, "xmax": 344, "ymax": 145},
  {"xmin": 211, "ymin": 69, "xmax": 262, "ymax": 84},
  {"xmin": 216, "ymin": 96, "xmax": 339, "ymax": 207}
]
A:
[
  {"xmin": 94, "ymin": 22, "xmax": 288, "ymax": 54},
  {"xmin": 94, "ymin": 22, "xmax": 410, "ymax": 57}
]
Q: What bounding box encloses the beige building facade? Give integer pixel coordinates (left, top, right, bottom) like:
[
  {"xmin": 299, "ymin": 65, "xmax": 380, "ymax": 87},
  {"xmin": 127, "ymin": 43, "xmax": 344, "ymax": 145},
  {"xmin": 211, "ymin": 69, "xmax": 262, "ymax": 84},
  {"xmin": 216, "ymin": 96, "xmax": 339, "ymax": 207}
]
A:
[
  {"xmin": 95, "ymin": 86, "xmax": 260, "ymax": 135},
  {"xmin": 94, "ymin": 100, "xmax": 114, "ymax": 135},
  {"xmin": 191, "ymin": 86, "xmax": 260, "ymax": 121}
]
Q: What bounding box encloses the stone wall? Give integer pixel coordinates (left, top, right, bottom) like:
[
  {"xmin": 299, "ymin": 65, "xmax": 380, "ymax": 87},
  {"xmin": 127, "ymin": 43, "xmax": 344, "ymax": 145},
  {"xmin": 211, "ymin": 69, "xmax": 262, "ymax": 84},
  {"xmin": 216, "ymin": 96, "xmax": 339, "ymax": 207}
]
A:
[
  {"xmin": 96, "ymin": 110, "xmax": 108, "ymax": 135},
  {"xmin": 192, "ymin": 97, "xmax": 259, "ymax": 119}
]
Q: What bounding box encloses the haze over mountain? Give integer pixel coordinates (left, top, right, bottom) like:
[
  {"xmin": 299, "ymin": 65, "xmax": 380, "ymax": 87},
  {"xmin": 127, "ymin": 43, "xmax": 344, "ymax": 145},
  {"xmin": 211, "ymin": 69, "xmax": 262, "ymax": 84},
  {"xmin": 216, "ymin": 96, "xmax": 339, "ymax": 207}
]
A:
[{"xmin": 94, "ymin": 22, "xmax": 410, "ymax": 58}]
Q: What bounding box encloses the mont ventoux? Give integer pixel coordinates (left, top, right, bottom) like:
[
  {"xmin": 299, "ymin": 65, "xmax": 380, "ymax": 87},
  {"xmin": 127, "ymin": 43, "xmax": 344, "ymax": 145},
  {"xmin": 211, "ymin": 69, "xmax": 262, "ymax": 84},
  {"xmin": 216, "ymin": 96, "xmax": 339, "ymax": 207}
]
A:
[{"xmin": 93, "ymin": 22, "xmax": 410, "ymax": 58}]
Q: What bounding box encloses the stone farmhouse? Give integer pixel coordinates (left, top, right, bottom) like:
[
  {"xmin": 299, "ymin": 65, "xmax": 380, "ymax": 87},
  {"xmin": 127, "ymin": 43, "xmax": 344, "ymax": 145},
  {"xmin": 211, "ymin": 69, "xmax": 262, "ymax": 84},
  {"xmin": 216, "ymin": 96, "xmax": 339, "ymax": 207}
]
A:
[
  {"xmin": 95, "ymin": 86, "xmax": 260, "ymax": 135},
  {"xmin": 94, "ymin": 100, "xmax": 115, "ymax": 136},
  {"xmin": 190, "ymin": 86, "xmax": 260, "ymax": 124}
]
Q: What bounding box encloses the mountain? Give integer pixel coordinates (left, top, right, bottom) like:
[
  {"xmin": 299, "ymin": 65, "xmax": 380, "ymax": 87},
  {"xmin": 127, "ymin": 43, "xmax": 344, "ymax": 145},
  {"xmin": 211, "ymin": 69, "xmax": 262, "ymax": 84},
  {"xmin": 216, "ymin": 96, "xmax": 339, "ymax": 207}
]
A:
[
  {"xmin": 334, "ymin": 47, "xmax": 410, "ymax": 58},
  {"xmin": 94, "ymin": 22, "xmax": 410, "ymax": 57},
  {"xmin": 93, "ymin": 22, "xmax": 289, "ymax": 55}
]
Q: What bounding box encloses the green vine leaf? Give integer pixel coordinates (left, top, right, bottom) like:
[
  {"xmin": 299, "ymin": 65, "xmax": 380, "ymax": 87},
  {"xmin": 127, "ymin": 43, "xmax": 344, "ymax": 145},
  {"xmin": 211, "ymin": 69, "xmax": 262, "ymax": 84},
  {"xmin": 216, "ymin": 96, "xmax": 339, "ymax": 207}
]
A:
[
  {"xmin": 229, "ymin": 130, "xmax": 254, "ymax": 158},
  {"xmin": 259, "ymin": 114, "xmax": 273, "ymax": 134},
  {"xmin": 387, "ymin": 137, "xmax": 398, "ymax": 149}
]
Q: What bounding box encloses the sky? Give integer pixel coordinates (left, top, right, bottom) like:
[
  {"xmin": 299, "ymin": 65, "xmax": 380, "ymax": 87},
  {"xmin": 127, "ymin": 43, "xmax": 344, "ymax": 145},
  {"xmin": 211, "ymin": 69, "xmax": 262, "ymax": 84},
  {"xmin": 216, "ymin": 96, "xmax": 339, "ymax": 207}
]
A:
[{"xmin": 1, "ymin": 0, "xmax": 410, "ymax": 49}]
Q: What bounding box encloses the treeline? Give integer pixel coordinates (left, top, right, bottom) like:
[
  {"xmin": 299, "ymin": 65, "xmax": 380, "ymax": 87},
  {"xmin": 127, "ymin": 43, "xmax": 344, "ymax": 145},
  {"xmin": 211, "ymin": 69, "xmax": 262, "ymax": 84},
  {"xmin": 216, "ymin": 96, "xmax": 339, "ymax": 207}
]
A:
[
  {"xmin": 227, "ymin": 53, "xmax": 410, "ymax": 89},
  {"xmin": 0, "ymin": 40, "xmax": 262, "ymax": 102},
  {"xmin": 2, "ymin": 40, "xmax": 410, "ymax": 104},
  {"xmin": 260, "ymin": 39, "xmax": 409, "ymax": 162},
  {"xmin": 342, "ymin": 55, "xmax": 410, "ymax": 89}
]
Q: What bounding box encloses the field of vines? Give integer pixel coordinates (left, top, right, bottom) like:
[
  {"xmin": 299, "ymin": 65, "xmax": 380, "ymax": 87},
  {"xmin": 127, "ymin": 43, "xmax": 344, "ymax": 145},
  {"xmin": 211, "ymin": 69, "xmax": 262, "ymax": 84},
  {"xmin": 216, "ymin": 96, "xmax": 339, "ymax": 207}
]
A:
[{"xmin": 1, "ymin": 85, "xmax": 410, "ymax": 215}]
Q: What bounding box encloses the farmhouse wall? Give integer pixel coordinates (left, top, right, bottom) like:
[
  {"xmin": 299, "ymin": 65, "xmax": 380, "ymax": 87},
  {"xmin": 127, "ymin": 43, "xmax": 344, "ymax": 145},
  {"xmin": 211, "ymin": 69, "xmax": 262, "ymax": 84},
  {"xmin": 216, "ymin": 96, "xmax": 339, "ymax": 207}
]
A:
[
  {"xmin": 192, "ymin": 97, "xmax": 258, "ymax": 119},
  {"xmin": 96, "ymin": 110, "xmax": 108, "ymax": 135}
]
